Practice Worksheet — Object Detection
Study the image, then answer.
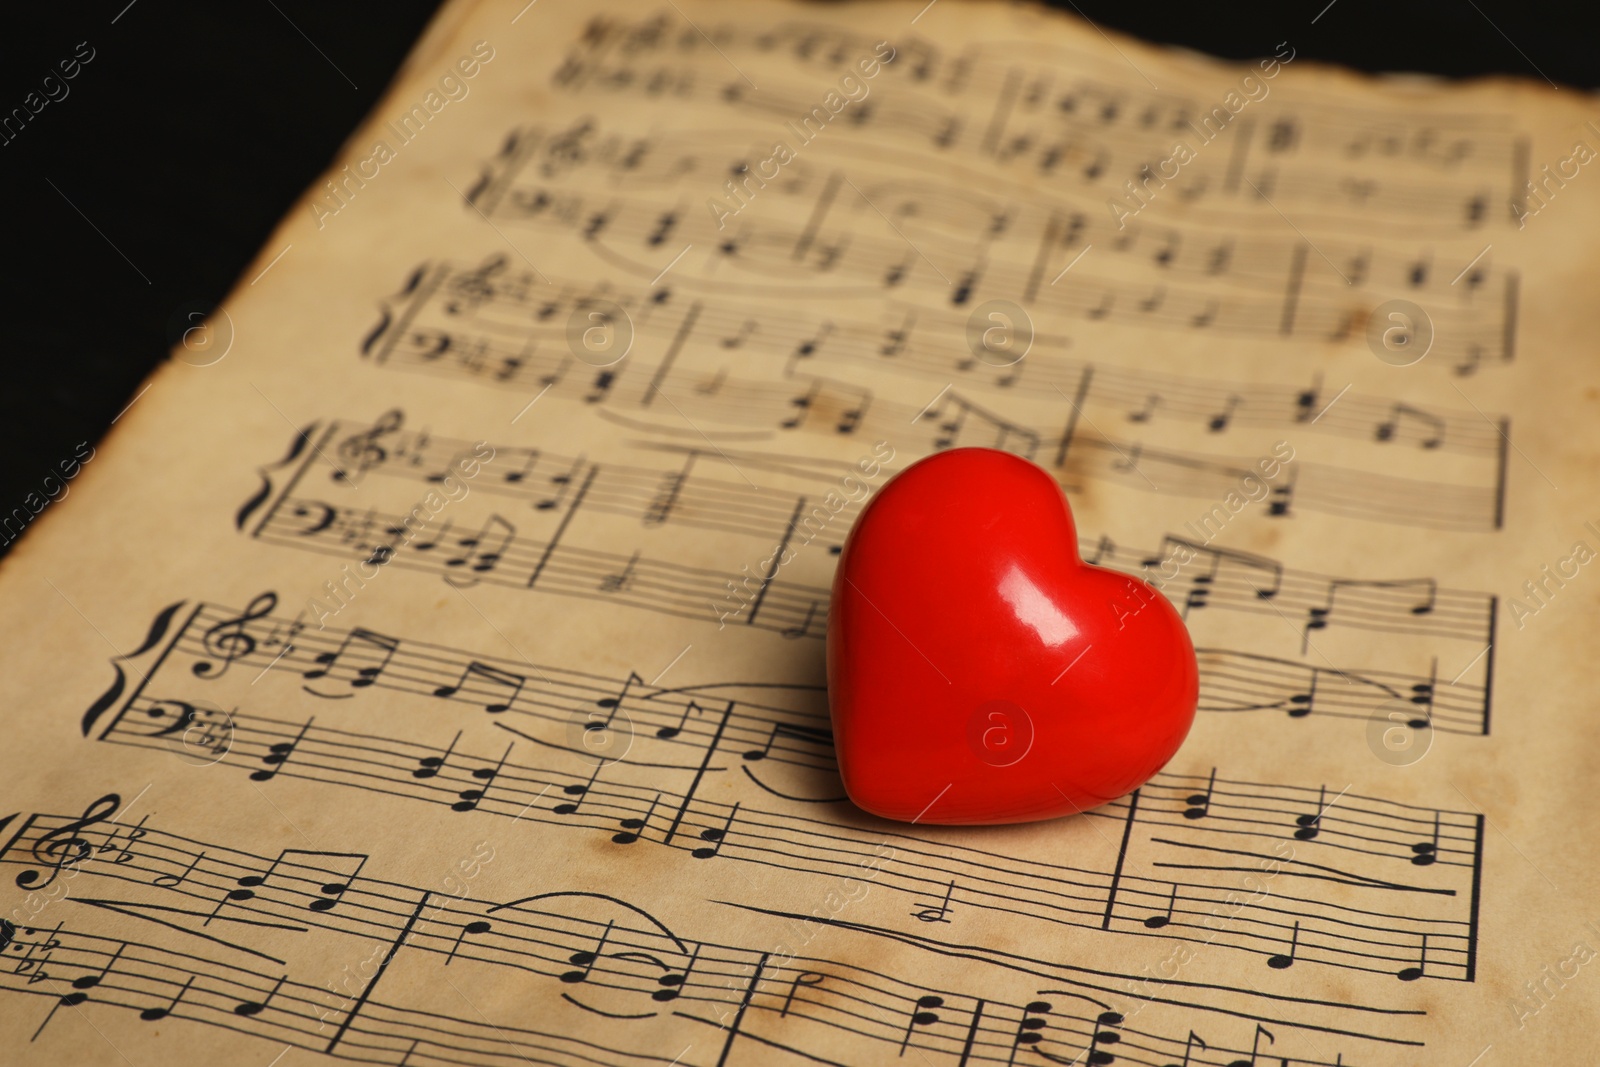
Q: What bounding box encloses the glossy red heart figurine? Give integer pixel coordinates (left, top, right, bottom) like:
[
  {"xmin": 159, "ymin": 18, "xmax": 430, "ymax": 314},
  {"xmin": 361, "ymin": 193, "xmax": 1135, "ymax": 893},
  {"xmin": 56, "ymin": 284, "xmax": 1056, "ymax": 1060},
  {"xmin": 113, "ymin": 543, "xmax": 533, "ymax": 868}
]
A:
[{"xmin": 828, "ymin": 448, "xmax": 1198, "ymax": 825}]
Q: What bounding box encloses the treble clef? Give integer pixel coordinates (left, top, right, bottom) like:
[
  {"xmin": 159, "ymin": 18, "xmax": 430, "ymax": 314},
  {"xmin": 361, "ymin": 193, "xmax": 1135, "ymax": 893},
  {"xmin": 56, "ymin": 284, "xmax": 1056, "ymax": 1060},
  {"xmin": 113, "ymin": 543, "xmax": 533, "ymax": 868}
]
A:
[
  {"xmin": 16, "ymin": 794, "xmax": 121, "ymax": 892},
  {"xmin": 192, "ymin": 592, "xmax": 278, "ymax": 680},
  {"xmin": 333, "ymin": 409, "xmax": 404, "ymax": 484}
]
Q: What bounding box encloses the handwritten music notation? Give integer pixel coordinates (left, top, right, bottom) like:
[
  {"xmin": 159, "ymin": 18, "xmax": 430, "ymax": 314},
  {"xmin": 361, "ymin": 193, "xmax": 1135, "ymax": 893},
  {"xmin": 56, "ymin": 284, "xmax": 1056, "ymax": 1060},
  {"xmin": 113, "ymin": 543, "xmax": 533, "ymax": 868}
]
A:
[
  {"xmin": 0, "ymin": 795, "xmax": 1418, "ymax": 1064},
  {"xmin": 77, "ymin": 593, "xmax": 1483, "ymax": 987}
]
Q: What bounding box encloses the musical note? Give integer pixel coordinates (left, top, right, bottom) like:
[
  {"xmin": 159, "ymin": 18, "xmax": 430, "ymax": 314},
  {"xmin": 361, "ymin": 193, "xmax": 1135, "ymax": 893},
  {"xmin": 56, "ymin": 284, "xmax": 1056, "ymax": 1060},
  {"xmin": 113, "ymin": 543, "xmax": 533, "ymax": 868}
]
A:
[
  {"xmin": 1225, "ymin": 1023, "xmax": 1274, "ymax": 1067},
  {"xmin": 1128, "ymin": 394, "xmax": 1159, "ymax": 423},
  {"xmin": 599, "ymin": 551, "xmax": 641, "ymax": 592},
  {"xmin": 1183, "ymin": 770, "xmax": 1215, "ymax": 820},
  {"xmin": 444, "ymin": 514, "xmax": 517, "ymax": 578},
  {"xmin": 911, "ymin": 880, "xmax": 955, "ymax": 924},
  {"xmin": 152, "ymin": 850, "xmax": 204, "ymax": 889},
  {"xmin": 652, "ymin": 941, "xmax": 700, "ymax": 1001},
  {"xmin": 446, "ymin": 920, "xmax": 493, "ymax": 965},
  {"xmin": 742, "ymin": 722, "xmax": 833, "ymax": 763},
  {"xmin": 553, "ymin": 761, "xmax": 606, "ymax": 815},
  {"xmin": 234, "ymin": 974, "xmax": 287, "ymax": 1017},
  {"xmin": 780, "ymin": 971, "xmax": 826, "ymax": 1016},
  {"xmin": 140, "ymin": 975, "xmax": 194, "ymax": 1022},
  {"xmin": 655, "ymin": 700, "xmax": 703, "ymax": 740},
  {"xmin": 1086, "ymin": 1010, "xmax": 1124, "ymax": 1066},
  {"xmin": 415, "ymin": 731, "xmax": 462, "ymax": 779},
  {"xmin": 1374, "ymin": 402, "xmax": 1445, "ymax": 448},
  {"xmin": 303, "ymin": 628, "xmax": 400, "ymax": 692},
  {"xmin": 1266, "ymin": 921, "xmax": 1299, "ymax": 969},
  {"xmin": 1293, "ymin": 374, "xmax": 1322, "ymax": 422},
  {"xmin": 1144, "ymin": 883, "xmax": 1177, "ymax": 929},
  {"xmin": 432, "ymin": 661, "xmax": 526, "ymax": 713},
  {"xmin": 1207, "ymin": 395, "xmax": 1241, "ymax": 433},
  {"xmin": 559, "ymin": 921, "xmax": 614, "ymax": 983},
  {"xmin": 532, "ymin": 456, "xmax": 586, "ymax": 511},
  {"xmin": 250, "ymin": 718, "xmax": 313, "ymax": 781},
  {"xmin": 59, "ymin": 942, "xmax": 125, "ymax": 1007},
  {"xmin": 589, "ymin": 671, "xmax": 643, "ymax": 733},
  {"xmin": 222, "ymin": 849, "xmax": 369, "ymax": 916},
  {"xmin": 1294, "ymin": 785, "xmax": 1329, "ymax": 840},
  {"xmin": 1013, "ymin": 1000, "xmax": 1052, "ymax": 1054},
  {"xmin": 613, "ymin": 794, "xmax": 661, "ymax": 845},
  {"xmin": 1412, "ymin": 810, "xmax": 1441, "ymax": 866},
  {"xmin": 898, "ymin": 993, "xmax": 943, "ymax": 1054},
  {"xmin": 453, "ymin": 743, "xmax": 514, "ymax": 812},
  {"xmin": 1266, "ymin": 469, "xmax": 1296, "ymax": 517},
  {"xmin": 691, "ymin": 804, "xmax": 740, "ymax": 859},
  {"xmin": 1398, "ymin": 933, "xmax": 1429, "ymax": 981},
  {"xmin": 1162, "ymin": 1031, "xmax": 1208, "ymax": 1067}
]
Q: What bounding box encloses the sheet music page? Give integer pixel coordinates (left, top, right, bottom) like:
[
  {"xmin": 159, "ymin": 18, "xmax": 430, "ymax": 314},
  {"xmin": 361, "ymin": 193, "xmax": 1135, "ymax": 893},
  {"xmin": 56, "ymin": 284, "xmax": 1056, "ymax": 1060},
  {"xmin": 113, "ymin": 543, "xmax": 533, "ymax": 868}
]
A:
[{"xmin": 3, "ymin": 1, "xmax": 1596, "ymax": 1063}]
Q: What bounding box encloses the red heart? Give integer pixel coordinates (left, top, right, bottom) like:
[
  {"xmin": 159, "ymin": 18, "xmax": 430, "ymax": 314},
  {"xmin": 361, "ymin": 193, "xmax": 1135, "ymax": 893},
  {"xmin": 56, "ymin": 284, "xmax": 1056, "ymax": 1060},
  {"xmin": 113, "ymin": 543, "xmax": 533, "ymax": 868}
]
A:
[{"xmin": 828, "ymin": 448, "xmax": 1198, "ymax": 825}]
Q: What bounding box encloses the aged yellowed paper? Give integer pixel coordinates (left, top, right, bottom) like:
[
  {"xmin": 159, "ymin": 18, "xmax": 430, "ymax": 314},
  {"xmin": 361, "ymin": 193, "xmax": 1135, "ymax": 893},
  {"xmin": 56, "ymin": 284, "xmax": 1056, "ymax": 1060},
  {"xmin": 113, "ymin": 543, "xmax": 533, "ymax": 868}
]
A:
[{"xmin": 3, "ymin": 1, "xmax": 1597, "ymax": 1064}]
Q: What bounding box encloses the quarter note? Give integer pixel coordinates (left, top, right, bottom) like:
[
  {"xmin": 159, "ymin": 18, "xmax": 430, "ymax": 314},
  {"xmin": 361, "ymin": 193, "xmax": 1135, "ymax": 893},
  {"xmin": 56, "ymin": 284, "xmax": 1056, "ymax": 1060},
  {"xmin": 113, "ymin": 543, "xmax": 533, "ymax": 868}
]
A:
[
  {"xmin": 446, "ymin": 920, "xmax": 493, "ymax": 965},
  {"xmin": 898, "ymin": 994, "xmax": 944, "ymax": 1053},
  {"xmin": 1144, "ymin": 883, "xmax": 1177, "ymax": 928},
  {"xmin": 62, "ymin": 942, "xmax": 125, "ymax": 1003},
  {"xmin": 250, "ymin": 718, "xmax": 313, "ymax": 781},
  {"xmin": 234, "ymin": 974, "xmax": 287, "ymax": 1017},
  {"xmin": 553, "ymin": 761, "xmax": 606, "ymax": 815},
  {"xmin": 1183, "ymin": 769, "xmax": 1215, "ymax": 819},
  {"xmin": 652, "ymin": 941, "xmax": 700, "ymax": 1001},
  {"xmin": 1411, "ymin": 811, "xmax": 1441, "ymax": 866},
  {"xmin": 1293, "ymin": 374, "xmax": 1322, "ymax": 422},
  {"xmin": 1207, "ymin": 395, "xmax": 1241, "ymax": 433},
  {"xmin": 599, "ymin": 550, "xmax": 641, "ymax": 592},
  {"xmin": 140, "ymin": 975, "xmax": 194, "ymax": 1022},
  {"xmin": 1128, "ymin": 394, "xmax": 1159, "ymax": 423},
  {"xmin": 1162, "ymin": 1030, "xmax": 1207, "ymax": 1067},
  {"xmin": 452, "ymin": 742, "xmax": 514, "ymax": 812},
  {"xmin": 1013, "ymin": 1000, "xmax": 1051, "ymax": 1054},
  {"xmin": 1398, "ymin": 933, "xmax": 1428, "ymax": 981},
  {"xmin": 655, "ymin": 700, "xmax": 703, "ymax": 740},
  {"xmin": 1086, "ymin": 1010, "xmax": 1123, "ymax": 1066},
  {"xmin": 691, "ymin": 803, "xmax": 740, "ymax": 859},
  {"xmin": 613, "ymin": 794, "xmax": 661, "ymax": 845},
  {"xmin": 1225, "ymin": 1023, "xmax": 1274, "ymax": 1067},
  {"xmin": 415, "ymin": 731, "xmax": 462, "ymax": 779},
  {"xmin": 1266, "ymin": 921, "xmax": 1298, "ymax": 969},
  {"xmin": 1294, "ymin": 785, "xmax": 1328, "ymax": 840},
  {"xmin": 559, "ymin": 921, "xmax": 614, "ymax": 983}
]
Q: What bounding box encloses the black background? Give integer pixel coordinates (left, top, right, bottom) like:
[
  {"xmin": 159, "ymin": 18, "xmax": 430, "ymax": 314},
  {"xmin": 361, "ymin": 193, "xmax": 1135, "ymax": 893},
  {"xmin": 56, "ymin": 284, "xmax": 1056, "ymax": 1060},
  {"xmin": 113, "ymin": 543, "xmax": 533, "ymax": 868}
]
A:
[{"xmin": 0, "ymin": 0, "xmax": 1589, "ymax": 559}]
